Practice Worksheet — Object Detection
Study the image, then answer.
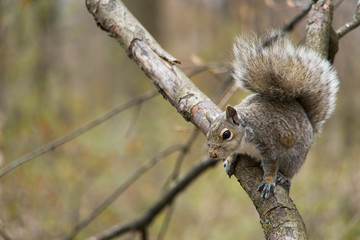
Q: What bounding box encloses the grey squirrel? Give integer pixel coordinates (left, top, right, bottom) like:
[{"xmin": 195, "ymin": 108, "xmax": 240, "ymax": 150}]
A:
[{"xmin": 206, "ymin": 31, "xmax": 339, "ymax": 199}]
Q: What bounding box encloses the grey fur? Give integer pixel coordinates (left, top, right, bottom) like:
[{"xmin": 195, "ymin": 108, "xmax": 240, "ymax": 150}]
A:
[
  {"xmin": 232, "ymin": 32, "xmax": 339, "ymax": 134},
  {"xmin": 207, "ymin": 32, "xmax": 339, "ymax": 198}
]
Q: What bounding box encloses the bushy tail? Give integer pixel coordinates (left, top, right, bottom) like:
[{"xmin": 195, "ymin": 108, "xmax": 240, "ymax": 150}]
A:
[{"xmin": 232, "ymin": 31, "xmax": 339, "ymax": 134}]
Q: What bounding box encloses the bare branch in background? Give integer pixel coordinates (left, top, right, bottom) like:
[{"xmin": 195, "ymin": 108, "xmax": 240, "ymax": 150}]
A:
[
  {"xmin": 283, "ymin": 0, "xmax": 318, "ymax": 33},
  {"xmin": 326, "ymin": 0, "xmax": 360, "ymax": 62},
  {"xmin": 64, "ymin": 60, "xmax": 231, "ymax": 238},
  {"xmin": 125, "ymin": 102, "xmax": 143, "ymax": 137},
  {"xmin": 0, "ymin": 226, "xmax": 12, "ymax": 240},
  {"xmin": 156, "ymin": 204, "xmax": 175, "ymax": 240},
  {"xmin": 262, "ymin": 0, "xmax": 317, "ymax": 47},
  {"xmin": 0, "ymin": 90, "xmax": 158, "ymax": 179},
  {"xmin": 87, "ymin": 157, "xmax": 218, "ymax": 240},
  {"xmin": 336, "ymin": 0, "xmax": 360, "ymax": 39},
  {"xmin": 63, "ymin": 144, "xmax": 183, "ymax": 240}
]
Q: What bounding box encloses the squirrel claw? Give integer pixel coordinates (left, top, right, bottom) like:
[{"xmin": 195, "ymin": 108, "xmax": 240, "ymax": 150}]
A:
[
  {"xmin": 276, "ymin": 173, "xmax": 291, "ymax": 187},
  {"xmin": 257, "ymin": 181, "xmax": 276, "ymax": 199},
  {"xmin": 223, "ymin": 157, "xmax": 236, "ymax": 178}
]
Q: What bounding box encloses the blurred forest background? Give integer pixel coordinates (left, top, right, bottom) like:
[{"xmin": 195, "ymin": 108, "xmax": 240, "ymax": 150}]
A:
[{"xmin": 1, "ymin": 0, "xmax": 360, "ymax": 239}]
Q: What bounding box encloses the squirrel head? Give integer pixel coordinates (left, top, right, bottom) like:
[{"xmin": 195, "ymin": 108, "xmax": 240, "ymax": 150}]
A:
[{"xmin": 206, "ymin": 106, "xmax": 245, "ymax": 160}]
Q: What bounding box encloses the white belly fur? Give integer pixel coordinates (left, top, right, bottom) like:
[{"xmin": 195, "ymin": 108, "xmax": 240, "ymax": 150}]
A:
[{"xmin": 237, "ymin": 141, "xmax": 262, "ymax": 161}]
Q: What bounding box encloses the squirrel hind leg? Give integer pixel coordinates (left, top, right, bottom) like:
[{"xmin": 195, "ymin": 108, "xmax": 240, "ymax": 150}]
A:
[
  {"xmin": 258, "ymin": 171, "xmax": 291, "ymax": 199},
  {"xmin": 258, "ymin": 160, "xmax": 279, "ymax": 199},
  {"xmin": 276, "ymin": 172, "xmax": 291, "ymax": 188}
]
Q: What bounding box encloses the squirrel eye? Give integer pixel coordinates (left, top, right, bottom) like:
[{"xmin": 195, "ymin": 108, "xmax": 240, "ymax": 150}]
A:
[{"xmin": 220, "ymin": 128, "xmax": 232, "ymax": 140}]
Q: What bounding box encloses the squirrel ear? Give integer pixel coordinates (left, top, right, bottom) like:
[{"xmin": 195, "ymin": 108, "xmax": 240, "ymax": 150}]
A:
[{"xmin": 226, "ymin": 105, "xmax": 240, "ymax": 125}]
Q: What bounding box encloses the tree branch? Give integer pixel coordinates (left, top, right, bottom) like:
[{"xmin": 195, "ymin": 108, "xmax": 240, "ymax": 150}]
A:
[
  {"xmin": 282, "ymin": 0, "xmax": 318, "ymax": 33},
  {"xmin": 0, "ymin": 90, "xmax": 158, "ymax": 180},
  {"xmin": 85, "ymin": 0, "xmax": 324, "ymax": 239},
  {"xmin": 336, "ymin": 0, "xmax": 360, "ymax": 39},
  {"xmin": 87, "ymin": 157, "xmax": 218, "ymax": 240},
  {"xmin": 306, "ymin": 0, "xmax": 334, "ymax": 57},
  {"xmin": 85, "ymin": 0, "xmax": 178, "ymax": 64},
  {"xmin": 263, "ymin": 0, "xmax": 317, "ymax": 49},
  {"xmin": 85, "ymin": 0, "xmax": 222, "ymax": 136},
  {"xmin": 308, "ymin": 0, "xmax": 360, "ymax": 63},
  {"xmin": 63, "ymin": 145, "xmax": 183, "ymax": 240},
  {"xmin": 234, "ymin": 155, "xmax": 307, "ymax": 239},
  {"xmin": 0, "ymin": 226, "xmax": 12, "ymax": 240}
]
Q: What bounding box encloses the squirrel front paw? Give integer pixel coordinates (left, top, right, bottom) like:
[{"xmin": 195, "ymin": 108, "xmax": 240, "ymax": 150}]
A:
[{"xmin": 223, "ymin": 155, "xmax": 236, "ymax": 178}]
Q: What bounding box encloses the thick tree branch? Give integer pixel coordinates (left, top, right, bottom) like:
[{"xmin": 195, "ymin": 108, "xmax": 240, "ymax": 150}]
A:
[
  {"xmin": 85, "ymin": 0, "xmax": 222, "ymax": 136},
  {"xmin": 85, "ymin": 0, "xmax": 321, "ymax": 239},
  {"xmin": 129, "ymin": 39, "xmax": 222, "ymax": 133},
  {"xmin": 311, "ymin": 0, "xmax": 360, "ymax": 63},
  {"xmin": 234, "ymin": 155, "xmax": 307, "ymax": 239},
  {"xmin": 305, "ymin": 0, "xmax": 360, "ymax": 63},
  {"xmin": 85, "ymin": 0, "xmax": 178, "ymax": 64},
  {"xmin": 306, "ymin": 0, "xmax": 334, "ymax": 57}
]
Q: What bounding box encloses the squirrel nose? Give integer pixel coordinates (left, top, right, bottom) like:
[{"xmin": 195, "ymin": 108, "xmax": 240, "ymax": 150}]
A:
[{"xmin": 209, "ymin": 150, "xmax": 219, "ymax": 159}]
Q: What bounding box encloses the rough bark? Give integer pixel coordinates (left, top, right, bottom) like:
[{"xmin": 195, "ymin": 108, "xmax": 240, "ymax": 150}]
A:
[
  {"xmin": 85, "ymin": 0, "xmax": 335, "ymax": 239},
  {"xmin": 234, "ymin": 155, "xmax": 307, "ymax": 239},
  {"xmin": 86, "ymin": 0, "xmax": 222, "ymax": 135},
  {"xmin": 306, "ymin": 0, "xmax": 333, "ymax": 57}
]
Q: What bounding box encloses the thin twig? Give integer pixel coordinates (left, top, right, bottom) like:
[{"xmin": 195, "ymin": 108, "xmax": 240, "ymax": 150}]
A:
[
  {"xmin": 0, "ymin": 90, "xmax": 158, "ymax": 179},
  {"xmin": 337, "ymin": 213, "xmax": 360, "ymax": 240},
  {"xmin": 162, "ymin": 130, "xmax": 200, "ymax": 191},
  {"xmin": 183, "ymin": 64, "xmax": 230, "ymax": 79},
  {"xmin": 125, "ymin": 102, "xmax": 143, "ymax": 137},
  {"xmin": 215, "ymin": 75, "xmax": 237, "ymax": 108},
  {"xmin": 156, "ymin": 130, "xmax": 199, "ymax": 240},
  {"xmin": 0, "ymin": 227, "xmax": 12, "ymax": 240},
  {"xmin": 63, "ymin": 144, "xmax": 183, "ymax": 240},
  {"xmin": 87, "ymin": 157, "xmax": 218, "ymax": 240},
  {"xmin": 140, "ymin": 228, "xmax": 148, "ymax": 240},
  {"xmin": 184, "ymin": 65, "xmax": 209, "ymax": 77},
  {"xmin": 262, "ymin": 0, "xmax": 317, "ymax": 47},
  {"xmin": 282, "ymin": 0, "xmax": 318, "ymax": 33},
  {"xmin": 156, "ymin": 204, "xmax": 175, "ymax": 240},
  {"xmin": 336, "ymin": 0, "xmax": 360, "ymax": 39}
]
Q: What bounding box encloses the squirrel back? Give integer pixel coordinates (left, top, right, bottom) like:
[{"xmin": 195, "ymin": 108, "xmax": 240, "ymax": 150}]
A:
[{"xmin": 232, "ymin": 32, "xmax": 339, "ymax": 134}]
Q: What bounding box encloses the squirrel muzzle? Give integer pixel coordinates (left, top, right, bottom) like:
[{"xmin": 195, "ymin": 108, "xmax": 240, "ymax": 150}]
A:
[{"xmin": 208, "ymin": 149, "xmax": 220, "ymax": 159}]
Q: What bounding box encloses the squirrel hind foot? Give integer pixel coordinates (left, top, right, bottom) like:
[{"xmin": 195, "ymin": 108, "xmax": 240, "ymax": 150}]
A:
[
  {"xmin": 275, "ymin": 172, "xmax": 291, "ymax": 188},
  {"xmin": 258, "ymin": 172, "xmax": 291, "ymax": 199}
]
